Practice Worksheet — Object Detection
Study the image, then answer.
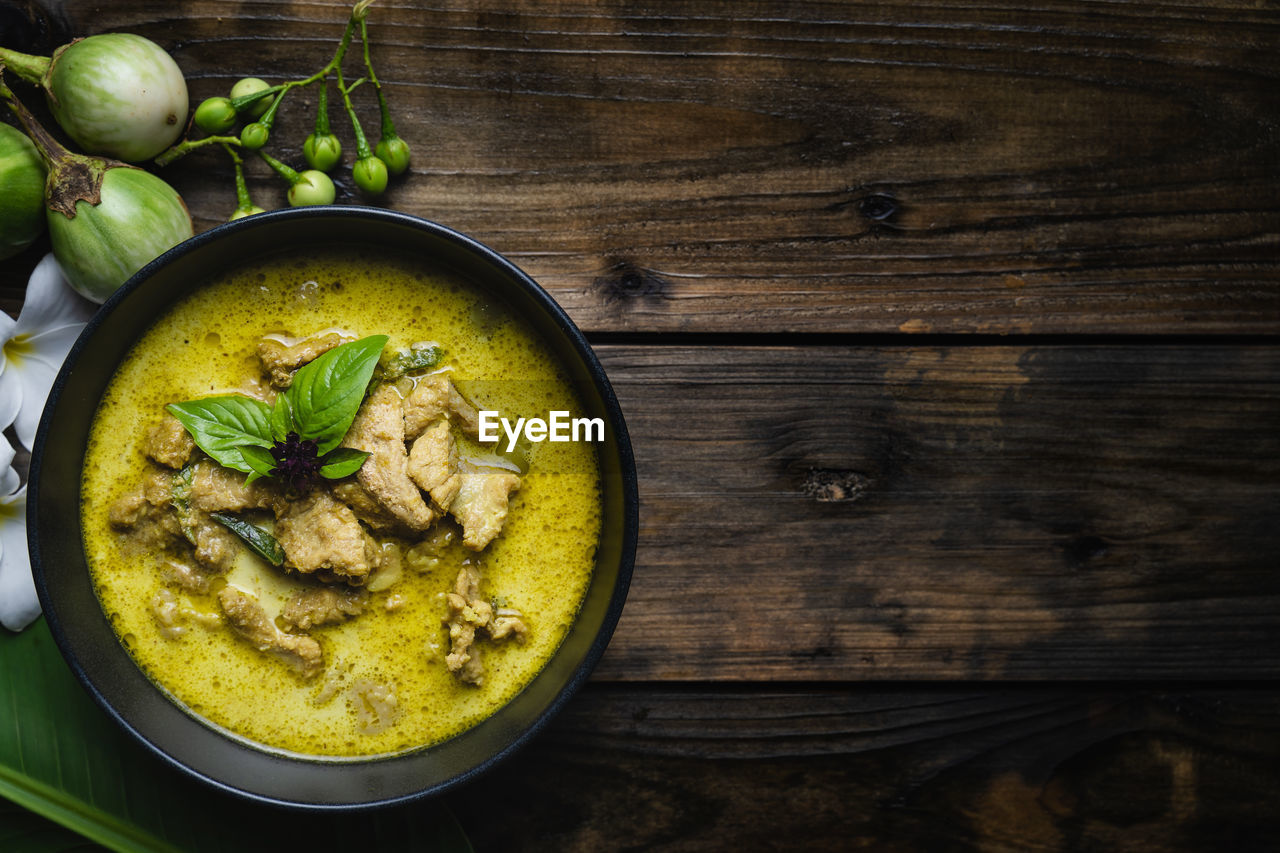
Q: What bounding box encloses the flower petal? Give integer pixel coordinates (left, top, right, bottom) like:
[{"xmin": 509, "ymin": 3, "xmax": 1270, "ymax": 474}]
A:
[
  {"xmin": 12, "ymin": 322, "xmax": 90, "ymax": 450},
  {"xmin": 0, "ymin": 487, "xmax": 39, "ymax": 631},
  {"xmin": 0, "ymin": 467, "xmax": 17, "ymax": 498},
  {"xmin": 0, "ymin": 434, "xmax": 17, "ymax": 496},
  {"xmin": 14, "ymin": 254, "xmax": 96, "ymax": 337},
  {"xmin": 0, "ymin": 429, "xmax": 14, "ymax": 471},
  {"xmin": 0, "ymin": 366, "xmax": 21, "ymax": 434},
  {"xmin": 0, "ymin": 312, "xmax": 18, "ymax": 432}
]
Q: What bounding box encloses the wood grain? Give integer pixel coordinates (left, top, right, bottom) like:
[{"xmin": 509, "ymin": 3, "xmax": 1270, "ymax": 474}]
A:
[
  {"xmin": 593, "ymin": 343, "xmax": 1280, "ymax": 681},
  {"xmin": 449, "ymin": 684, "xmax": 1280, "ymax": 851},
  {"xmin": 2, "ymin": 3, "xmax": 1278, "ymax": 845},
  {"xmin": 2, "ymin": 1, "xmax": 1278, "ymax": 333}
]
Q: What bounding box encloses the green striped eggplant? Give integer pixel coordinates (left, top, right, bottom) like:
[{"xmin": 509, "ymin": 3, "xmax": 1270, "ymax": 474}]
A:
[
  {"xmin": 2, "ymin": 80, "xmax": 191, "ymax": 302},
  {"xmin": 0, "ymin": 124, "xmax": 46, "ymax": 259},
  {"xmin": 1, "ymin": 33, "xmax": 188, "ymax": 163}
]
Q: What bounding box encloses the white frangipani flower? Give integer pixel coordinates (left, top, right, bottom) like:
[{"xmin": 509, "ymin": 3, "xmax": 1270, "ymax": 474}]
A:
[
  {"xmin": 0, "ymin": 429, "xmax": 17, "ymax": 497},
  {"xmin": 0, "ymin": 254, "xmax": 96, "ymax": 631},
  {"xmin": 0, "ymin": 254, "xmax": 96, "ymax": 450},
  {"xmin": 0, "ymin": 433, "xmax": 35, "ymax": 631}
]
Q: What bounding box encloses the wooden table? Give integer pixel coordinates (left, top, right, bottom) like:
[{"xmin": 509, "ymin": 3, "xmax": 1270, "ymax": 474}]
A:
[{"xmin": 3, "ymin": 1, "xmax": 1279, "ymax": 849}]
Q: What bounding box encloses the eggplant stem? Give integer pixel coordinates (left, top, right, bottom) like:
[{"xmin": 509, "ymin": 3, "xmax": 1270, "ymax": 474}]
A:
[
  {"xmin": 154, "ymin": 135, "xmax": 241, "ymax": 168},
  {"xmin": 255, "ymin": 79, "xmax": 296, "ymax": 131},
  {"xmin": 313, "ymin": 78, "xmax": 332, "ymax": 135},
  {"xmin": 289, "ymin": 4, "xmax": 363, "ymax": 90},
  {"xmin": 0, "ymin": 78, "xmax": 122, "ymax": 218},
  {"xmin": 258, "ymin": 13, "xmax": 358, "ymax": 119},
  {"xmin": 1, "ymin": 75, "xmax": 71, "ymax": 170},
  {"xmin": 159, "ymin": 1, "xmax": 374, "ymax": 171},
  {"xmin": 0, "ymin": 47, "xmax": 51, "ymax": 85},
  {"xmin": 225, "ymin": 144, "xmax": 257, "ymax": 213},
  {"xmin": 360, "ymin": 16, "xmax": 398, "ymax": 140},
  {"xmin": 335, "ymin": 65, "xmax": 375, "ymax": 160},
  {"xmin": 229, "ymin": 84, "xmax": 284, "ymax": 114},
  {"xmin": 257, "ymin": 149, "xmax": 303, "ymax": 186}
]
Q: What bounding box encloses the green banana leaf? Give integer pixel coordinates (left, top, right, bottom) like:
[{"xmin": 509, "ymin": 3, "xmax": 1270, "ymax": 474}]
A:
[
  {"xmin": 0, "ymin": 798, "xmax": 101, "ymax": 851},
  {"xmin": 0, "ymin": 619, "xmax": 473, "ymax": 852}
]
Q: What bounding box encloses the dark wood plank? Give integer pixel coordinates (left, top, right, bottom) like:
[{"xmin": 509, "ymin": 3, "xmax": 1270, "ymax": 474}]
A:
[
  {"xmin": 593, "ymin": 344, "xmax": 1280, "ymax": 681},
  {"xmin": 3, "ymin": 1, "xmax": 1278, "ymax": 332},
  {"xmin": 449, "ymin": 684, "xmax": 1280, "ymax": 851}
]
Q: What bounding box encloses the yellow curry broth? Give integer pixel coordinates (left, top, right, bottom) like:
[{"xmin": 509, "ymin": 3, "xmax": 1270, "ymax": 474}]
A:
[{"xmin": 81, "ymin": 249, "xmax": 600, "ymax": 757}]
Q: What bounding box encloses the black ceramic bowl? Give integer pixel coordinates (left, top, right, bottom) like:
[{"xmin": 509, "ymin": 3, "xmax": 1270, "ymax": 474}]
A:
[{"xmin": 29, "ymin": 206, "xmax": 637, "ymax": 809}]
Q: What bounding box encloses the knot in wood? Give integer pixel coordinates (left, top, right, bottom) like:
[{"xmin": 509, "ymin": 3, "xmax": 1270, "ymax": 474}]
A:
[
  {"xmin": 857, "ymin": 193, "xmax": 898, "ymax": 222},
  {"xmin": 1062, "ymin": 534, "xmax": 1109, "ymax": 569},
  {"xmin": 618, "ymin": 270, "xmax": 645, "ymax": 294},
  {"xmin": 801, "ymin": 468, "xmax": 869, "ymax": 503},
  {"xmin": 595, "ymin": 260, "xmax": 668, "ymax": 304}
]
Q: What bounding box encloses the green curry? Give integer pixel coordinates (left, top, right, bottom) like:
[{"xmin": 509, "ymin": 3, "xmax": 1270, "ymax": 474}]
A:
[{"xmin": 80, "ymin": 248, "xmax": 600, "ymax": 757}]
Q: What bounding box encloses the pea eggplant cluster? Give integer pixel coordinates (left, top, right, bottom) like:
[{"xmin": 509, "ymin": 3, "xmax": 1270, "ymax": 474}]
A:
[
  {"xmin": 0, "ymin": 0, "xmax": 411, "ymax": 304},
  {"xmin": 175, "ymin": 0, "xmax": 410, "ymax": 211}
]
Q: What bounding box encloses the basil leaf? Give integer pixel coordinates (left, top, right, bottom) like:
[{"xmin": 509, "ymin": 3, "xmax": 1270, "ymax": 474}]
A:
[
  {"xmin": 282, "ymin": 335, "xmax": 388, "ymax": 455},
  {"xmin": 379, "ymin": 343, "xmax": 443, "ymax": 381},
  {"xmin": 165, "ymin": 397, "xmax": 273, "ymax": 474},
  {"xmin": 210, "ymin": 512, "xmax": 285, "ymax": 566},
  {"xmin": 238, "ymin": 445, "xmax": 278, "ymax": 485},
  {"xmin": 318, "ymin": 447, "xmax": 369, "ymax": 480},
  {"xmin": 269, "ymin": 394, "xmax": 297, "ymax": 443}
]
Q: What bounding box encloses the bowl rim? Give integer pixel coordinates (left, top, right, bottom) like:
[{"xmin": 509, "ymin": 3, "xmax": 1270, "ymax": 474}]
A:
[{"xmin": 27, "ymin": 205, "xmax": 638, "ymax": 810}]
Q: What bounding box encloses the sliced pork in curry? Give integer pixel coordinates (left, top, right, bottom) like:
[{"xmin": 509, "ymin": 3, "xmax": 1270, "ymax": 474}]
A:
[
  {"xmin": 150, "ymin": 587, "xmax": 222, "ymax": 639},
  {"xmin": 109, "ymin": 469, "xmax": 181, "ymax": 546},
  {"xmin": 451, "ymin": 463, "xmax": 521, "ymax": 551},
  {"xmin": 144, "ymin": 415, "xmax": 194, "ymax": 469},
  {"xmin": 407, "ymin": 419, "xmax": 462, "ymax": 512},
  {"xmin": 176, "ymin": 460, "xmax": 283, "ymax": 572},
  {"xmin": 107, "ymin": 335, "xmax": 527, "ymax": 691},
  {"xmin": 332, "ymin": 479, "xmax": 412, "ymax": 534},
  {"xmin": 280, "ymin": 586, "xmax": 367, "ymax": 631},
  {"xmin": 188, "ymin": 459, "xmax": 283, "ymax": 514},
  {"xmin": 257, "ymin": 331, "xmax": 347, "ymax": 388},
  {"xmin": 274, "ymin": 490, "xmax": 376, "ymax": 584},
  {"xmin": 443, "ymin": 562, "xmax": 528, "ymax": 686},
  {"xmin": 342, "ymin": 384, "xmax": 437, "ymax": 531},
  {"xmin": 402, "ymin": 373, "xmax": 484, "ymax": 440},
  {"xmin": 218, "ymin": 587, "xmax": 324, "ymax": 679}
]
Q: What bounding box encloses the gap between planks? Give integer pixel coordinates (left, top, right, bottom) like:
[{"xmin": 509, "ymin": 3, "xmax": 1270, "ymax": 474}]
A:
[{"xmin": 585, "ymin": 331, "xmax": 1280, "ymax": 348}]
